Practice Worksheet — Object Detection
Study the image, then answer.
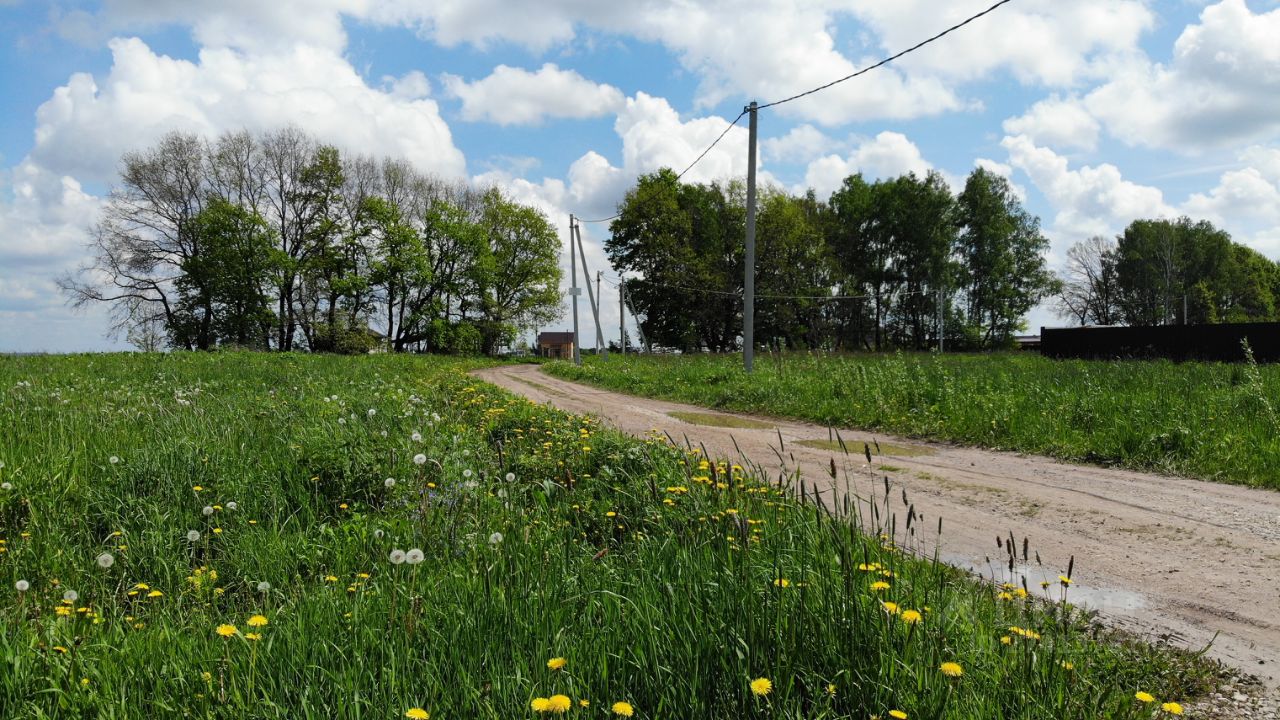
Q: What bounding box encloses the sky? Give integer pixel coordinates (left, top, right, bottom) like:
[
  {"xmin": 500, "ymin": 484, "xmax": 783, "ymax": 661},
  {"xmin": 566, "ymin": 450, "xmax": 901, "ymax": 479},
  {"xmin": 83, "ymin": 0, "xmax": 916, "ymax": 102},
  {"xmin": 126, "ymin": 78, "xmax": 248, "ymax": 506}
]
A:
[{"xmin": 2, "ymin": 0, "xmax": 1280, "ymax": 352}]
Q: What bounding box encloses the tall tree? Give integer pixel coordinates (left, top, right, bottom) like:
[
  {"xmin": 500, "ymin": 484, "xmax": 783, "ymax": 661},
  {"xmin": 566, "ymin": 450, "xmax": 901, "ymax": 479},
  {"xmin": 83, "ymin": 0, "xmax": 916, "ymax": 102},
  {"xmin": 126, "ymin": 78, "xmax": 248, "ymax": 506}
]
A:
[
  {"xmin": 956, "ymin": 167, "xmax": 1057, "ymax": 346},
  {"xmin": 1054, "ymin": 236, "xmax": 1122, "ymax": 326}
]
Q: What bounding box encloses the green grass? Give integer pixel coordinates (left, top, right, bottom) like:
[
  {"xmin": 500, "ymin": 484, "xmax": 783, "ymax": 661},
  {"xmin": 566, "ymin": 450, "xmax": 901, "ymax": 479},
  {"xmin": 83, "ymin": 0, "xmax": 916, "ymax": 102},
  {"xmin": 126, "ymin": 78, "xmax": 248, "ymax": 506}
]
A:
[
  {"xmin": 667, "ymin": 411, "xmax": 775, "ymax": 429},
  {"xmin": 0, "ymin": 352, "xmax": 1216, "ymax": 718},
  {"xmin": 545, "ymin": 352, "xmax": 1280, "ymax": 488}
]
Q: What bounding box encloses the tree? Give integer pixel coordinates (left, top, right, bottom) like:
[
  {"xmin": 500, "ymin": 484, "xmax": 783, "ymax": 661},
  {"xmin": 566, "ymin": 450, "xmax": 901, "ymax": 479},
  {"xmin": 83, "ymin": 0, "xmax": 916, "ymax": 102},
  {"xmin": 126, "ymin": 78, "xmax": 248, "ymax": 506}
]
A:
[
  {"xmin": 882, "ymin": 171, "xmax": 957, "ymax": 349},
  {"xmin": 173, "ymin": 198, "xmax": 278, "ymax": 349},
  {"xmin": 754, "ymin": 189, "xmax": 829, "ymax": 349},
  {"xmin": 1054, "ymin": 236, "xmax": 1121, "ymax": 326},
  {"xmin": 826, "ymin": 174, "xmax": 886, "ymax": 350},
  {"xmin": 956, "ymin": 167, "xmax": 1057, "ymax": 347},
  {"xmin": 1115, "ymin": 217, "xmax": 1233, "ymax": 326},
  {"xmin": 470, "ymin": 188, "xmax": 563, "ymax": 355},
  {"xmin": 58, "ymin": 131, "xmax": 209, "ymax": 348}
]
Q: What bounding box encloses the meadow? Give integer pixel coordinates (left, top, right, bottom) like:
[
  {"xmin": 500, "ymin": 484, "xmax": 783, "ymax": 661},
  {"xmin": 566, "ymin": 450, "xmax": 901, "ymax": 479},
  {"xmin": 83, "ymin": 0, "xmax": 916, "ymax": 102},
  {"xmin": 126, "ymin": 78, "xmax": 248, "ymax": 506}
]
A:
[
  {"xmin": 546, "ymin": 351, "xmax": 1280, "ymax": 488},
  {"xmin": 0, "ymin": 352, "xmax": 1214, "ymax": 718}
]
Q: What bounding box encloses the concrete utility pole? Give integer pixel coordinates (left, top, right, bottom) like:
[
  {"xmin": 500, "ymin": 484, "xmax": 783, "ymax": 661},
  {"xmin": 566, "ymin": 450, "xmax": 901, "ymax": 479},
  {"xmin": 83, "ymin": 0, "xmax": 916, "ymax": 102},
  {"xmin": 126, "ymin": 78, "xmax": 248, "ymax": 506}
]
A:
[
  {"xmin": 937, "ymin": 288, "xmax": 945, "ymax": 353},
  {"xmin": 744, "ymin": 100, "xmax": 758, "ymax": 373},
  {"xmin": 575, "ymin": 223, "xmax": 607, "ymax": 358},
  {"xmin": 569, "ymin": 215, "xmax": 581, "ymax": 365},
  {"xmin": 597, "ymin": 271, "xmax": 608, "ymax": 358},
  {"xmin": 619, "ymin": 279, "xmax": 626, "ymax": 356}
]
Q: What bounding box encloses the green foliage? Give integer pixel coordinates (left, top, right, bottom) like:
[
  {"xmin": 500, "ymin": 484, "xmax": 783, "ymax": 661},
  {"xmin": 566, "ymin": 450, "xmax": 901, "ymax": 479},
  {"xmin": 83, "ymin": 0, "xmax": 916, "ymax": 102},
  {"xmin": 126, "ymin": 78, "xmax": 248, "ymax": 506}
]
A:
[
  {"xmin": 549, "ymin": 352, "xmax": 1280, "ymax": 489},
  {"xmin": 0, "ymin": 353, "xmax": 1214, "ymax": 718}
]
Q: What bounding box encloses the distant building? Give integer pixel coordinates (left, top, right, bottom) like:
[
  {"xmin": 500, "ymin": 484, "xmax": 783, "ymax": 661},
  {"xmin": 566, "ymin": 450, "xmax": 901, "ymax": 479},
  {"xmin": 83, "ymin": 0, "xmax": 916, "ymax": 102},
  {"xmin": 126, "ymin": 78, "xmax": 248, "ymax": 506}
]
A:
[{"xmin": 537, "ymin": 331, "xmax": 575, "ymax": 359}]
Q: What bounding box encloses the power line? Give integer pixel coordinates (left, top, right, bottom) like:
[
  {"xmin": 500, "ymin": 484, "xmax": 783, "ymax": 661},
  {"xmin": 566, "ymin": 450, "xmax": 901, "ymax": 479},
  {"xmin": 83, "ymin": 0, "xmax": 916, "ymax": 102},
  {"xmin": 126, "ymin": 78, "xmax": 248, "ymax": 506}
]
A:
[
  {"xmin": 758, "ymin": 0, "xmax": 1014, "ymax": 110},
  {"xmin": 576, "ymin": 109, "xmax": 748, "ymax": 224}
]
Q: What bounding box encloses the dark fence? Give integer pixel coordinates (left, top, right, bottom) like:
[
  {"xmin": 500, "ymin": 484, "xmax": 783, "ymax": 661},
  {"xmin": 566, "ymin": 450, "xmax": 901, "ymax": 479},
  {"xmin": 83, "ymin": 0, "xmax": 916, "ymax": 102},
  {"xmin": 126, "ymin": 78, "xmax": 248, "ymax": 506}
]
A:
[{"xmin": 1041, "ymin": 322, "xmax": 1280, "ymax": 362}]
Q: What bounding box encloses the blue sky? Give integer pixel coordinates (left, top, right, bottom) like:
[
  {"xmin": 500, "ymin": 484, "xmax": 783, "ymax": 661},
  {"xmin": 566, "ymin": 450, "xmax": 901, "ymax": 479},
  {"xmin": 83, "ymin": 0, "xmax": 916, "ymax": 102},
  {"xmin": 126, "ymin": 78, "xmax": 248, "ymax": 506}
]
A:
[{"xmin": 2, "ymin": 0, "xmax": 1279, "ymax": 351}]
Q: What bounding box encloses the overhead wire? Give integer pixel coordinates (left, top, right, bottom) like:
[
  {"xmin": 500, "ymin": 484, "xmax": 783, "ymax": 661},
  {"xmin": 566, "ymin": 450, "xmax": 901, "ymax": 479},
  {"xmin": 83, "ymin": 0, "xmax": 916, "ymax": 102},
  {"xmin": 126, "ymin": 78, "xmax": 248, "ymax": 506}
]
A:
[{"xmin": 758, "ymin": 0, "xmax": 1014, "ymax": 110}]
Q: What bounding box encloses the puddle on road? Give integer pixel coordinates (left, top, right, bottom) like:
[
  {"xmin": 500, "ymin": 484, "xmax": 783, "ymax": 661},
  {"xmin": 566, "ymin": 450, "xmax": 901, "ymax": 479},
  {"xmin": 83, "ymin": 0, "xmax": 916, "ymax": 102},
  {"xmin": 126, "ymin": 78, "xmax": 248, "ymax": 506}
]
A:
[
  {"xmin": 667, "ymin": 411, "xmax": 774, "ymax": 429},
  {"xmin": 944, "ymin": 553, "xmax": 1148, "ymax": 614}
]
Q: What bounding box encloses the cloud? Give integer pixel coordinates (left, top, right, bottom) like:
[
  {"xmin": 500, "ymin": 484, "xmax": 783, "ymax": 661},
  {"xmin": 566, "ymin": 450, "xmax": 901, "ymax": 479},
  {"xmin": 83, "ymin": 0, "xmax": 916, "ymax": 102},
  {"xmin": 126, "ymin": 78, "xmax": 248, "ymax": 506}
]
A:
[
  {"xmin": 804, "ymin": 131, "xmax": 933, "ymax": 198},
  {"xmin": 30, "ymin": 37, "xmax": 466, "ymax": 186},
  {"xmin": 1081, "ymin": 0, "xmax": 1280, "ymax": 152},
  {"xmin": 1002, "ymin": 96, "xmax": 1101, "ymax": 152},
  {"xmin": 442, "ymin": 63, "xmax": 624, "ymax": 126},
  {"xmin": 763, "ymin": 125, "xmax": 839, "ymax": 165}
]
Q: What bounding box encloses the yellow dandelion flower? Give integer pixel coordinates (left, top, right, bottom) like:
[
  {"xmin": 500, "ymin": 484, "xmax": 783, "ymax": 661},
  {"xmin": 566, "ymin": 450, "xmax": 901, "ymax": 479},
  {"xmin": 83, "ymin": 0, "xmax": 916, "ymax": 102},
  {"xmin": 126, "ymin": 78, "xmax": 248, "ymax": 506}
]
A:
[
  {"xmin": 939, "ymin": 662, "xmax": 963, "ymax": 677},
  {"xmin": 52, "ymin": 646, "xmax": 68, "ymax": 654},
  {"xmin": 881, "ymin": 601, "xmax": 900, "ymax": 614},
  {"xmin": 826, "ymin": 683, "xmax": 837, "ymax": 697},
  {"xmin": 244, "ymin": 632, "xmax": 262, "ymax": 641},
  {"xmin": 247, "ymin": 614, "xmax": 268, "ymax": 627},
  {"xmin": 750, "ymin": 677, "xmax": 772, "ymax": 696},
  {"xmin": 80, "ymin": 678, "xmax": 90, "ymax": 687},
  {"xmin": 134, "ymin": 583, "xmax": 150, "ymax": 590},
  {"xmin": 611, "ymin": 701, "xmax": 634, "ymax": 717},
  {"xmin": 547, "ymin": 694, "xmax": 572, "ymax": 712},
  {"xmin": 1058, "ymin": 575, "xmax": 1072, "ymax": 585},
  {"xmin": 405, "ymin": 709, "xmax": 430, "ymax": 720},
  {"xmin": 579, "ymin": 699, "xmax": 589, "ymax": 708},
  {"xmin": 1135, "ymin": 691, "xmax": 1155, "ymax": 703},
  {"xmin": 900, "ymin": 610, "xmax": 922, "ymax": 624},
  {"xmin": 531, "ymin": 697, "xmax": 550, "ymax": 712},
  {"xmin": 325, "ymin": 575, "xmax": 338, "ymax": 582},
  {"xmin": 870, "ymin": 581, "xmax": 891, "ymax": 591},
  {"xmin": 216, "ymin": 624, "xmax": 238, "ymax": 638},
  {"xmin": 1161, "ymin": 702, "xmax": 1183, "ymax": 715},
  {"xmin": 547, "ymin": 657, "xmax": 567, "ymax": 670},
  {"xmin": 773, "ymin": 578, "xmax": 791, "ymax": 588},
  {"xmin": 889, "ymin": 711, "xmax": 908, "ymax": 719}
]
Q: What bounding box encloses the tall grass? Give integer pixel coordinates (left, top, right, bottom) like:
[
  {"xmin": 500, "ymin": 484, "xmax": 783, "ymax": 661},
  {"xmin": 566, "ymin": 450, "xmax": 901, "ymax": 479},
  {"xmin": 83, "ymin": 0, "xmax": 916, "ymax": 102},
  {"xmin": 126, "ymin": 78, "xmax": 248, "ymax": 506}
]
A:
[
  {"xmin": 0, "ymin": 352, "xmax": 1212, "ymax": 717},
  {"xmin": 546, "ymin": 352, "xmax": 1280, "ymax": 488}
]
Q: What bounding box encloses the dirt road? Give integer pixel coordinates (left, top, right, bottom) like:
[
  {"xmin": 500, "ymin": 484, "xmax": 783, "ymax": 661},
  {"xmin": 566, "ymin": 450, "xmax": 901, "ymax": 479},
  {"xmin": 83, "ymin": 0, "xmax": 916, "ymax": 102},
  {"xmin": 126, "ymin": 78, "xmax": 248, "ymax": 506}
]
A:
[{"xmin": 475, "ymin": 363, "xmax": 1280, "ymax": 687}]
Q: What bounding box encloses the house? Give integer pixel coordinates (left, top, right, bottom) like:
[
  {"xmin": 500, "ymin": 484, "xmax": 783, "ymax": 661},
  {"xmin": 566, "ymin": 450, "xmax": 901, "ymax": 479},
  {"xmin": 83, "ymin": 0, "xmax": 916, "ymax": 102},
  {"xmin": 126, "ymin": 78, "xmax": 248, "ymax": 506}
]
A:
[{"xmin": 537, "ymin": 331, "xmax": 575, "ymax": 359}]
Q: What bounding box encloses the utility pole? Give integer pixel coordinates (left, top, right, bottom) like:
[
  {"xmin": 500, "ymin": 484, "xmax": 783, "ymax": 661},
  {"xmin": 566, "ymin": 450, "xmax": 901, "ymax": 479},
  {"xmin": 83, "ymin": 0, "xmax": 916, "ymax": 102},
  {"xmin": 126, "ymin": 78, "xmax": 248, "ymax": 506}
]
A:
[
  {"xmin": 597, "ymin": 271, "xmax": 608, "ymax": 358},
  {"xmin": 575, "ymin": 223, "xmax": 607, "ymax": 358},
  {"xmin": 619, "ymin": 279, "xmax": 626, "ymax": 356},
  {"xmin": 937, "ymin": 288, "xmax": 945, "ymax": 353},
  {"xmin": 744, "ymin": 100, "xmax": 758, "ymax": 373},
  {"xmin": 569, "ymin": 215, "xmax": 581, "ymax": 365}
]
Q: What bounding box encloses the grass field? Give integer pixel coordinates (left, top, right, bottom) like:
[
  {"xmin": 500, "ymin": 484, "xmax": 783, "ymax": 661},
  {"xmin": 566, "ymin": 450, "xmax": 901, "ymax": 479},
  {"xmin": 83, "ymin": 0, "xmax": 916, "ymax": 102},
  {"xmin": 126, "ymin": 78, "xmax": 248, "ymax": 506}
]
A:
[
  {"xmin": 0, "ymin": 352, "xmax": 1215, "ymax": 718},
  {"xmin": 545, "ymin": 352, "xmax": 1280, "ymax": 488}
]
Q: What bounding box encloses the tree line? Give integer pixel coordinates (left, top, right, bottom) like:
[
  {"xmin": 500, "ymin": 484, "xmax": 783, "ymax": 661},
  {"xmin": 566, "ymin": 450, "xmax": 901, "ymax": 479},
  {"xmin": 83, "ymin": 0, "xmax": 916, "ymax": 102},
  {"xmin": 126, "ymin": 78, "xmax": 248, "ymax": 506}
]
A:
[
  {"xmin": 606, "ymin": 166, "xmax": 1057, "ymax": 352},
  {"xmin": 1054, "ymin": 218, "xmax": 1280, "ymax": 327},
  {"xmin": 61, "ymin": 128, "xmax": 563, "ymax": 355}
]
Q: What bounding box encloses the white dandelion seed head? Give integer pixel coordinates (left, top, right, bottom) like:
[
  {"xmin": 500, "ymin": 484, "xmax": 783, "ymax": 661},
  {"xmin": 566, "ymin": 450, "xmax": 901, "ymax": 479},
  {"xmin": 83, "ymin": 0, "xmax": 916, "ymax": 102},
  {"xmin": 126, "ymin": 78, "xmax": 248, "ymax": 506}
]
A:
[
  {"xmin": 380, "ymin": 430, "xmax": 387, "ymax": 438},
  {"xmin": 411, "ymin": 432, "xmax": 422, "ymax": 442},
  {"xmin": 225, "ymin": 501, "xmax": 238, "ymax": 511},
  {"xmin": 488, "ymin": 532, "xmax": 504, "ymax": 546},
  {"xmin": 462, "ymin": 480, "xmax": 478, "ymax": 492},
  {"xmin": 405, "ymin": 548, "xmax": 424, "ymax": 565},
  {"xmin": 413, "ymin": 454, "xmax": 427, "ymax": 466},
  {"xmin": 367, "ymin": 408, "xmax": 376, "ymax": 417},
  {"xmin": 63, "ymin": 590, "xmax": 78, "ymax": 602},
  {"xmin": 202, "ymin": 506, "xmax": 214, "ymax": 516},
  {"xmin": 338, "ymin": 417, "xmax": 346, "ymax": 425},
  {"xmin": 374, "ymin": 529, "xmax": 385, "ymax": 540},
  {"xmin": 431, "ymin": 413, "xmax": 440, "ymax": 423},
  {"xmin": 496, "ymin": 489, "xmax": 507, "ymax": 499},
  {"xmin": 389, "ymin": 549, "xmax": 406, "ymax": 565},
  {"xmin": 96, "ymin": 553, "xmax": 115, "ymax": 569},
  {"xmin": 504, "ymin": 473, "xmax": 515, "ymax": 482},
  {"xmin": 384, "ymin": 478, "xmax": 396, "ymax": 489},
  {"xmin": 186, "ymin": 530, "xmax": 201, "ymax": 542},
  {"xmin": 15, "ymin": 580, "xmax": 30, "ymax": 592},
  {"xmin": 257, "ymin": 581, "xmax": 271, "ymax": 593},
  {"xmin": 1, "ymin": 482, "xmax": 11, "ymax": 491},
  {"xmin": 349, "ymin": 413, "xmax": 356, "ymax": 421},
  {"xmin": 108, "ymin": 456, "xmax": 119, "ymax": 465},
  {"xmin": 462, "ymin": 469, "xmax": 473, "ymax": 478}
]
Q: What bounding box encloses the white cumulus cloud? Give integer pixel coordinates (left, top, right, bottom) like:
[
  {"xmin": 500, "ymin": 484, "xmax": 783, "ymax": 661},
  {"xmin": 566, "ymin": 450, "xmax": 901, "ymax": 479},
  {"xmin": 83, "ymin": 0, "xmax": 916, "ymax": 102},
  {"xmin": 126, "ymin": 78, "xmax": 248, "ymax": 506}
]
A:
[{"xmin": 442, "ymin": 63, "xmax": 625, "ymax": 126}]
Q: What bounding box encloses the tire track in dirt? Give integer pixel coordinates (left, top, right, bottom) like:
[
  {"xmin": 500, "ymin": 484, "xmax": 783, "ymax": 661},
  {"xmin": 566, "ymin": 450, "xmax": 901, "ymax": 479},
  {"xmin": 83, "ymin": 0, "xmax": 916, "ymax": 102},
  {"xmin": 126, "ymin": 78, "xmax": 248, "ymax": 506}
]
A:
[{"xmin": 474, "ymin": 364, "xmax": 1280, "ymax": 688}]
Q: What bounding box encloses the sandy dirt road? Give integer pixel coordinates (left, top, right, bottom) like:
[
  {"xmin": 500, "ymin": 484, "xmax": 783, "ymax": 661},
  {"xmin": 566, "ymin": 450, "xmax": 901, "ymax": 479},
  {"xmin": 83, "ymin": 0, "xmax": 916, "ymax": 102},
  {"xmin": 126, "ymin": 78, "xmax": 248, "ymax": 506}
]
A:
[{"xmin": 475, "ymin": 363, "xmax": 1280, "ymax": 687}]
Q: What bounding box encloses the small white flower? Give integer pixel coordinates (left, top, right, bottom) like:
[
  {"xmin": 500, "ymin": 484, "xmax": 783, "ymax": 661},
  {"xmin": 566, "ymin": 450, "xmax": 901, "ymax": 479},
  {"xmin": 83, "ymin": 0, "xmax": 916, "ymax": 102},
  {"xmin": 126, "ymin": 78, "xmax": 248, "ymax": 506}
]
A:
[
  {"xmin": 380, "ymin": 430, "xmax": 387, "ymax": 437},
  {"xmin": 431, "ymin": 412, "xmax": 440, "ymax": 423},
  {"xmin": 96, "ymin": 553, "xmax": 115, "ymax": 569},
  {"xmin": 0, "ymin": 482, "xmax": 11, "ymax": 491},
  {"xmin": 108, "ymin": 456, "xmax": 119, "ymax": 465},
  {"xmin": 384, "ymin": 478, "xmax": 396, "ymax": 489},
  {"xmin": 405, "ymin": 548, "xmax": 424, "ymax": 565},
  {"xmin": 63, "ymin": 590, "xmax": 78, "ymax": 602},
  {"xmin": 504, "ymin": 472, "xmax": 515, "ymax": 482},
  {"xmin": 338, "ymin": 417, "xmax": 346, "ymax": 425},
  {"xmin": 373, "ymin": 529, "xmax": 385, "ymax": 540},
  {"xmin": 15, "ymin": 580, "xmax": 30, "ymax": 592},
  {"xmin": 367, "ymin": 408, "xmax": 376, "ymax": 417},
  {"xmin": 186, "ymin": 530, "xmax": 201, "ymax": 542},
  {"xmin": 323, "ymin": 396, "xmax": 331, "ymax": 403},
  {"xmin": 257, "ymin": 581, "xmax": 271, "ymax": 593},
  {"xmin": 411, "ymin": 432, "xmax": 422, "ymax": 442},
  {"xmin": 488, "ymin": 532, "xmax": 504, "ymax": 546},
  {"xmin": 462, "ymin": 469, "xmax": 473, "ymax": 478},
  {"xmin": 413, "ymin": 454, "xmax": 427, "ymax": 465},
  {"xmin": 202, "ymin": 506, "xmax": 214, "ymax": 516},
  {"xmin": 389, "ymin": 549, "xmax": 406, "ymax": 565},
  {"xmin": 225, "ymin": 501, "xmax": 238, "ymax": 511}
]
